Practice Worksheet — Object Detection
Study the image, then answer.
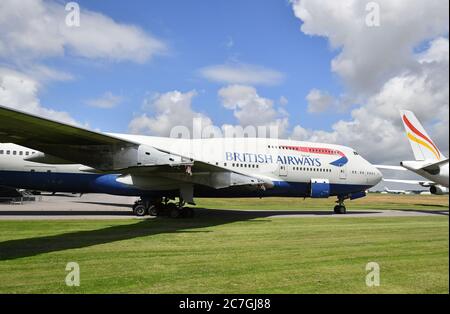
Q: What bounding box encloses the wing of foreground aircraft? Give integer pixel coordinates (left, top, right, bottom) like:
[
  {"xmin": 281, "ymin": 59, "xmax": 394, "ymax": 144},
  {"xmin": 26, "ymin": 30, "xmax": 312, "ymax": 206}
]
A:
[
  {"xmin": 0, "ymin": 104, "xmax": 161, "ymax": 169},
  {"xmin": 0, "ymin": 105, "xmax": 270, "ymax": 197}
]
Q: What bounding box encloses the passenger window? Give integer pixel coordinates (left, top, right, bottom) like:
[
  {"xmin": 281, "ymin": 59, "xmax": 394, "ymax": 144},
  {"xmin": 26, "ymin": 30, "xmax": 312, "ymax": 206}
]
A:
[
  {"xmin": 25, "ymin": 152, "xmax": 29, "ymax": 156},
  {"xmin": 0, "ymin": 150, "xmax": 3, "ymax": 154},
  {"xmin": 6, "ymin": 150, "xmax": 10, "ymax": 155},
  {"xmin": 13, "ymin": 151, "xmax": 16, "ymax": 155},
  {"xmin": 19, "ymin": 151, "xmax": 23, "ymax": 155}
]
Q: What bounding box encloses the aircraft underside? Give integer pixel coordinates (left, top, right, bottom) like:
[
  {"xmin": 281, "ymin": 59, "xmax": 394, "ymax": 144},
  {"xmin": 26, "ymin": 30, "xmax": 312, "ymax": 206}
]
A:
[
  {"xmin": 0, "ymin": 169, "xmax": 369, "ymax": 216},
  {"xmin": 0, "ymin": 170, "xmax": 369, "ymax": 197}
]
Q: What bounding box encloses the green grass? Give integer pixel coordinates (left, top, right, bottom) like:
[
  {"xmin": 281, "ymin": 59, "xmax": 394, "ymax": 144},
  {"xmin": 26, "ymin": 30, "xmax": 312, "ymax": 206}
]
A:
[
  {"xmin": 196, "ymin": 193, "xmax": 449, "ymax": 211},
  {"xmin": 0, "ymin": 210, "xmax": 448, "ymax": 293}
]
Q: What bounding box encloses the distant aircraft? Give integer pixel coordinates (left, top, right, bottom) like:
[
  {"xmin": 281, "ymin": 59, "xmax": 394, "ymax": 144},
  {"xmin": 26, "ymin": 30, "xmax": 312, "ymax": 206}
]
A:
[
  {"xmin": 382, "ymin": 187, "xmax": 412, "ymax": 195},
  {"xmin": 0, "ymin": 105, "xmax": 382, "ymax": 216},
  {"xmin": 376, "ymin": 110, "xmax": 449, "ymax": 195}
]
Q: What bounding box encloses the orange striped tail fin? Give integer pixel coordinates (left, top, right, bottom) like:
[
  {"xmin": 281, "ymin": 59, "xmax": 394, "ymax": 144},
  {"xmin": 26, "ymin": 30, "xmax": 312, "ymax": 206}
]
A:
[{"xmin": 400, "ymin": 110, "xmax": 444, "ymax": 161}]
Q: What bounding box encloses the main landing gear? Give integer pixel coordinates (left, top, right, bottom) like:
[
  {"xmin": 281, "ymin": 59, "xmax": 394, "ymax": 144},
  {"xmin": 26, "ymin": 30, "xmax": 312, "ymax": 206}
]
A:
[
  {"xmin": 132, "ymin": 197, "xmax": 195, "ymax": 218},
  {"xmin": 333, "ymin": 197, "xmax": 347, "ymax": 214}
]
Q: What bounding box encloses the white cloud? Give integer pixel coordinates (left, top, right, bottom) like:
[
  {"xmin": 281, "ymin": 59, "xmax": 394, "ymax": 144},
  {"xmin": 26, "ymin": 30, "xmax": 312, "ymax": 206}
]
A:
[
  {"xmin": 128, "ymin": 90, "xmax": 212, "ymax": 136},
  {"xmin": 24, "ymin": 65, "xmax": 74, "ymax": 83},
  {"xmin": 306, "ymin": 89, "xmax": 335, "ymax": 113},
  {"xmin": 0, "ymin": 67, "xmax": 79, "ymax": 125},
  {"xmin": 85, "ymin": 92, "xmax": 123, "ymax": 109},
  {"xmin": 129, "ymin": 86, "xmax": 291, "ymax": 138},
  {"xmin": 292, "ymin": 37, "xmax": 449, "ymax": 164},
  {"xmin": 0, "ymin": 0, "xmax": 168, "ymax": 126},
  {"xmin": 279, "ymin": 96, "xmax": 289, "ymax": 106},
  {"xmin": 291, "ymin": 0, "xmax": 449, "ymax": 95},
  {"xmin": 200, "ymin": 63, "xmax": 284, "ymax": 86},
  {"xmin": 0, "ymin": 0, "xmax": 167, "ymax": 64},
  {"xmin": 290, "ymin": 1, "xmax": 449, "ymax": 164},
  {"xmin": 218, "ymin": 85, "xmax": 289, "ymax": 136},
  {"xmin": 417, "ymin": 37, "xmax": 449, "ymax": 64}
]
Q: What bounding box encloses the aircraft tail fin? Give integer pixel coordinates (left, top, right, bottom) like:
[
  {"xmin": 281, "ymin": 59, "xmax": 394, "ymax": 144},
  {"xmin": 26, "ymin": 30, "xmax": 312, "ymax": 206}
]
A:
[{"xmin": 400, "ymin": 110, "xmax": 445, "ymax": 161}]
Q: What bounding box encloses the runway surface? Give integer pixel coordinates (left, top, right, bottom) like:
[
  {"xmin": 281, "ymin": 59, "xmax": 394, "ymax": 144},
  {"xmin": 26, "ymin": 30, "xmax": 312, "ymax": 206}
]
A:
[{"xmin": 0, "ymin": 193, "xmax": 447, "ymax": 220}]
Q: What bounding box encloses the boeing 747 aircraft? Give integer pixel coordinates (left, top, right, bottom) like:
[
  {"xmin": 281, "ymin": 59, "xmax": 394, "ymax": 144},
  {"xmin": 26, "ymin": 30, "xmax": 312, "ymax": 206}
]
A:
[{"xmin": 0, "ymin": 105, "xmax": 382, "ymax": 216}]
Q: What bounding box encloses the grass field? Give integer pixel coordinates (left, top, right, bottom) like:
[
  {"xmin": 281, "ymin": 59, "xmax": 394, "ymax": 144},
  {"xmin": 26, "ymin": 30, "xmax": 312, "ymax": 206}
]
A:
[
  {"xmin": 195, "ymin": 193, "xmax": 449, "ymax": 211},
  {"xmin": 0, "ymin": 194, "xmax": 448, "ymax": 294}
]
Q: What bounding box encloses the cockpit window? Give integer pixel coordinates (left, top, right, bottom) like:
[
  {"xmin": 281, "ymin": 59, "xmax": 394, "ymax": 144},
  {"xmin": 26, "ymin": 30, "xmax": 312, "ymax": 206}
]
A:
[{"xmin": 353, "ymin": 151, "xmax": 359, "ymax": 155}]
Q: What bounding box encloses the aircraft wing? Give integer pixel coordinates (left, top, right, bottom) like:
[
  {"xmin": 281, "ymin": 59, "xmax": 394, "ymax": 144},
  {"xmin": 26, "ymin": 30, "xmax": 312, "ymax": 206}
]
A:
[
  {"xmin": 0, "ymin": 105, "xmax": 272, "ymax": 191},
  {"xmin": 421, "ymin": 158, "xmax": 449, "ymax": 172},
  {"xmin": 374, "ymin": 165, "xmax": 407, "ymax": 171},
  {"xmin": 0, "ymin": 105, "xmax": 138, "ymax": 148},
  {"xmin": 0, "ymin": 105, "xmax": 144, "ymax": 168},
  {"xmin": 383, "ymin": 178, "xmax": 435, "ymax": 187},
  {"xmin": 0, "ymin": 105, "xmax": 198, "ymax": 171}
]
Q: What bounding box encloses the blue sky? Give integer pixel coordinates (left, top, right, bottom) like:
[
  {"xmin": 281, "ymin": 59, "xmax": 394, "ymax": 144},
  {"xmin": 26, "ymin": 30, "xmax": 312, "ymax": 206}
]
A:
[{"xmin": 38, "ymin": 0, "xmax": 345, "ymax": 133}]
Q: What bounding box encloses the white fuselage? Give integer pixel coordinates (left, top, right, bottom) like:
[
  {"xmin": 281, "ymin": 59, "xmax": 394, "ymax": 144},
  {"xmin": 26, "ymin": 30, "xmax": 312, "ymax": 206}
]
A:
[{"xmin": 0, "ymin": 136, "xmax": 382, "ymax": 197}]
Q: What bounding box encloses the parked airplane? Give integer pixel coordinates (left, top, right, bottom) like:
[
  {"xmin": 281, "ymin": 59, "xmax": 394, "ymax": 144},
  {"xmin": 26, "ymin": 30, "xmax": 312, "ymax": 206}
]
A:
[
  {"xmin": 382, "ymin": 186, "xmax": 429, "ymax": 195},
  {"xmin": 376, "ymin": 110, "xmax": 449, "ymax": 195},
  {"xmin": 382, "ymin": 178, "xmax": 449, "ymax": 195},
  {"xmin": 0, "ymin": 105, "xmax": 382, "ymax": 216},
  {"xmin": 382, "ymin": 187, "xmax": 412, "ymax": 195}
]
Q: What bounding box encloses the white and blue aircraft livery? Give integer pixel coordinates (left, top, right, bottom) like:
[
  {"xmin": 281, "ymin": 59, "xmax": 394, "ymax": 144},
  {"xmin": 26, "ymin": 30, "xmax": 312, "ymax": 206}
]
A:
[{"xmin": 0, "ymin": 105, "xmax": 382, "ymax": 216}]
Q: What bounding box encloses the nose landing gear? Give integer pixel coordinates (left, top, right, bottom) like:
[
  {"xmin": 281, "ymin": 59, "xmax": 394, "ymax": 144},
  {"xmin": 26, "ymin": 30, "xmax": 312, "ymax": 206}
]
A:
[{"xmin": 333, "ymin": 197, "xmax": 347, "ymax": 214}]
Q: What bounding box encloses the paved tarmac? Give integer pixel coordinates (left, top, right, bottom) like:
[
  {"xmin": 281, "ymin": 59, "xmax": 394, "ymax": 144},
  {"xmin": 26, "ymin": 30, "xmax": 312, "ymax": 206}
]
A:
[{"xmin": 0, "ymin": 193, "xmax": 447, "ymax": 220}]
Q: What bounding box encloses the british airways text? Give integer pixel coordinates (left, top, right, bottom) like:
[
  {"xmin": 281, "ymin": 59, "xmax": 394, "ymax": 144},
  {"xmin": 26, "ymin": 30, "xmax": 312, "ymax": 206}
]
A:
[{"xmin": 225, "ymin": 152, "xmax": 322, "ymax": 167}]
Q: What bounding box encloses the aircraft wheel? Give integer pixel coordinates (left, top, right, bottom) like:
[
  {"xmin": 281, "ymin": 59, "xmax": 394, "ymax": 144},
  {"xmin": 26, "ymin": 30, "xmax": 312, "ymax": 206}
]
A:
[
  {"xmin": 133, "ymin": 204, "xmax": 148, "ymax": 217},
  {"xmin": 148, "ymin": 205, "xmax": 159, "ymax": 217},
  {"xmin": 333, "ymin": 205, "xmax": 346, "ymax": 214}
]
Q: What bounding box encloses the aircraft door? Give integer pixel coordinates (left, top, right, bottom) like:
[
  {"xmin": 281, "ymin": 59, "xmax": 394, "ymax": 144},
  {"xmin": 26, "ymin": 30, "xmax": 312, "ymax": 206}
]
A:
[
  {"xmin": 339, "ymin": 165, "xmax": 347, "ymax": 180},
  {"xmin": 278, "ymin": 164, "xmax": 288, "ymax": 177}
]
